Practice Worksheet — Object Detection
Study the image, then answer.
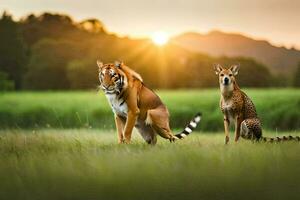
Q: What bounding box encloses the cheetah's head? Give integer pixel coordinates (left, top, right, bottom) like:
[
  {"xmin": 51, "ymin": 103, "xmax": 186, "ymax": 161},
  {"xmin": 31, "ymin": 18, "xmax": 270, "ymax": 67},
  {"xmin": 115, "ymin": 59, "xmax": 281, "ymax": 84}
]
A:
[{"xmin": 213, "ymin": 63, "xmax": 240, "ymax": 87}]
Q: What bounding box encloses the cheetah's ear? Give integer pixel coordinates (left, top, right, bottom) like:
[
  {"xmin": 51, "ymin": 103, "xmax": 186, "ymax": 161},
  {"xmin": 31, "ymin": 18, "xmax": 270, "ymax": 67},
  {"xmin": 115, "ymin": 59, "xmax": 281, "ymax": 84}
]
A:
[
  {"xmin": 230, "ymin": 64, "xmax": 240, "ymax": 76},
  {"xmin": 213, "ymin": 63, "xmax": 223, "ymax": 75}
]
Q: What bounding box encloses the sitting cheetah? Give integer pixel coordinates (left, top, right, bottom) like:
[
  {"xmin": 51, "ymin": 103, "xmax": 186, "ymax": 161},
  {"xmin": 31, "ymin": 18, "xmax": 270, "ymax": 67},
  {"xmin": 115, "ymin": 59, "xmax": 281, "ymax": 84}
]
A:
[{"xmin": 214, "ymin": 63, "xmax": 300, "ymax": 144}]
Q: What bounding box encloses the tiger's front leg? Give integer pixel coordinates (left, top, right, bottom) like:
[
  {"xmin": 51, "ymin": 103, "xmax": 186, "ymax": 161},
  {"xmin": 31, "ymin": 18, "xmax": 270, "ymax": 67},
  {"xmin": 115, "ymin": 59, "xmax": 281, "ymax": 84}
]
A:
[
  {"xmin": 115, "ymin": 115, "xmax": 125, "ymax": 144},
  {"xmin": 124, "ymin": 109, "xmax": 139, "ymax": 143},
  {"xmin": 123, "ymin": 83, "xmax": 140, "ymax": 144}
]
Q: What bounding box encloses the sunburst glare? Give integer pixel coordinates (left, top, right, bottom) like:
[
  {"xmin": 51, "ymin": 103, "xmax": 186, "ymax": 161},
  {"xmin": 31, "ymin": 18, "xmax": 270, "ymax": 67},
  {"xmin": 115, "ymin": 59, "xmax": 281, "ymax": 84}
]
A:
[{"xmin": 151, "ymin": 31, "xmax": 169, "ymax": 46}]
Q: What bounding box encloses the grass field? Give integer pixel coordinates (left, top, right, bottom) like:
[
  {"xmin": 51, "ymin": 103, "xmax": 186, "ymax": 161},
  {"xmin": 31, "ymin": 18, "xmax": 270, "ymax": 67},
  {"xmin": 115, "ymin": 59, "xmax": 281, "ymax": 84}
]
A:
[
  {"xmin": 0, "ymin": 129, "xmax": 299, "ymax": 200},
  {"xmin": 0, "ymin": 89, "xmax": 299, "ymax": 131},
  {"xmin": 0, "ymin": 89, "xmax": 299, "ymax": 199}
]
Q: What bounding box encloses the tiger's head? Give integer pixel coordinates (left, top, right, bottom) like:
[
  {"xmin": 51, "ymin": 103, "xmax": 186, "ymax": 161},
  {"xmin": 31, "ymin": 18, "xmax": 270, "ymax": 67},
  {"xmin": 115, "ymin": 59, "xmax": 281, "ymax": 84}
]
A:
[{"xmin": 97, "ymin": 60, "xmax": 127, "ymax": 95}]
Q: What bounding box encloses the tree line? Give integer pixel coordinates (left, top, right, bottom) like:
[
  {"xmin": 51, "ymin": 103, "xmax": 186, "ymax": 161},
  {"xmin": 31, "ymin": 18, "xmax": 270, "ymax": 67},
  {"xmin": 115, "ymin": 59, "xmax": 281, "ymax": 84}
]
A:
[{"xmin": 0, "ymin": 11, "xmax": 299, "ymax": 91}]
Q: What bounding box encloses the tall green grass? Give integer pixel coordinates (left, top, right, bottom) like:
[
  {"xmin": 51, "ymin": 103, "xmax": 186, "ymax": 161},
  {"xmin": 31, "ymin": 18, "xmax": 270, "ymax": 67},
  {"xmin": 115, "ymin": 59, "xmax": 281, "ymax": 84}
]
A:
[
  {"xmin": 0, "ymin": 89, "xmax": 299, "ymax": 131},
  {"xmin": 0, "ymin": 129, "xmax": 299, "ymax": 200}
]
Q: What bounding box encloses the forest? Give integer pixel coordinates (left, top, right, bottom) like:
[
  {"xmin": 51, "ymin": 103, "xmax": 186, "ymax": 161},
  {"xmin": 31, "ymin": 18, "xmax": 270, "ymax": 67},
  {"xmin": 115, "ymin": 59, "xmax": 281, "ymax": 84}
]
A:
[{"xmin": 1, "ymin": 11, "xmax": 299, "ymax": 91}]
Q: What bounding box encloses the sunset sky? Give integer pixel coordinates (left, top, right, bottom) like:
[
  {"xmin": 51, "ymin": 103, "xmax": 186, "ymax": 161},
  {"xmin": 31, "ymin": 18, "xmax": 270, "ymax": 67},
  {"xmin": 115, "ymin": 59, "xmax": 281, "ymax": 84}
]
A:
[{"xmin": 1, "ymin": 0, "xmax": 300, "ymax": 49}]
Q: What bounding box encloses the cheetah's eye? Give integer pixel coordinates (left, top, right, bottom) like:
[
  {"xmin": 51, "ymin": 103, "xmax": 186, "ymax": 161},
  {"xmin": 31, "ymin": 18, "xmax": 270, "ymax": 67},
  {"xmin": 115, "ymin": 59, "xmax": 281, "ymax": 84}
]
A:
[
  {"xmin": 229, "ymin": 74, "xmax": 233, "ymax": 77},
  {"xmin": 220, "ymin": 74, "xmax": 224, "ymax": 77}
]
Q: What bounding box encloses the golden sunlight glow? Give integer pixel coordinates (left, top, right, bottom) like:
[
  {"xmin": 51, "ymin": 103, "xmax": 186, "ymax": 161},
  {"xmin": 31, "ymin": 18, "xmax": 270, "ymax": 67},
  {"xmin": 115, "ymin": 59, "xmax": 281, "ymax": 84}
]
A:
[{"xmin": 151, "ymin": 31, "xmax": 169, "ymax": 46}]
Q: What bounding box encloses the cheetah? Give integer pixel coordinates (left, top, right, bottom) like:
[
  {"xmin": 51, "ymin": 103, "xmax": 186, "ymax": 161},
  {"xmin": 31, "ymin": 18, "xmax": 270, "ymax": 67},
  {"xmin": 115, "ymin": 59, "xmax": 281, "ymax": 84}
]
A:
[{"xmin": 214, "ymin": 63, "xmax": 300, "ymax": 144}]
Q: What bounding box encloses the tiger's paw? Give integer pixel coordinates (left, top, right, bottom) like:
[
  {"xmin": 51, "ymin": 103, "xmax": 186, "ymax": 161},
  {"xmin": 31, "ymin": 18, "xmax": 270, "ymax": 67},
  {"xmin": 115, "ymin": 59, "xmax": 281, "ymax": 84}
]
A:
[{"xmin": 225, "ymin": 136, "xmax": 230, "ymax": 144}]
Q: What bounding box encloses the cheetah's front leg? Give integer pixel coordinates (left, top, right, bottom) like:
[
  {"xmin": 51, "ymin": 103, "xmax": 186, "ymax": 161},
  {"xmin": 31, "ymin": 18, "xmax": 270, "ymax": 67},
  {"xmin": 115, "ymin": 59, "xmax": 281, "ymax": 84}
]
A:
[
  {"xmin": 234, "ymin": 115, "xmax": 243, "ymax": 142},
  {"xmin": 224, "ymin": 116, "xmax": 230, "ymax": 144}
]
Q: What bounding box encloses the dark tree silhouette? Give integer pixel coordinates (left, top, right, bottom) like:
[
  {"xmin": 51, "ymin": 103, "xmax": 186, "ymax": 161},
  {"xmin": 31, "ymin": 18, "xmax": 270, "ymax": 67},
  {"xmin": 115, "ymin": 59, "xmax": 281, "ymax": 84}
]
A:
[
  {"xmin": 293, "ymin": 62, "xmax": 300, "ymax": 87},
  {"xmin": 0, "ymin": 11, "xmax": 27, "ymax": 89}
]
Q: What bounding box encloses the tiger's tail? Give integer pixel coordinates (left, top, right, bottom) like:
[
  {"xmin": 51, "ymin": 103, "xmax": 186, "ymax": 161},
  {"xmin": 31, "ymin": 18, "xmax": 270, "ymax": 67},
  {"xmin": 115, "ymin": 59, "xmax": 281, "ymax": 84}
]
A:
[{"xmin": 174, "ymin": 113, "xmax": 202, "ymax": 139}]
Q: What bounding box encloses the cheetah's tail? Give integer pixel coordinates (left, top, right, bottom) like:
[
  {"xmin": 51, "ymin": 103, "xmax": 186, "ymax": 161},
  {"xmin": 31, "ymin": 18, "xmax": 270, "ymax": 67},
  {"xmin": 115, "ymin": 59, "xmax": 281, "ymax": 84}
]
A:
[{"xmin": 260, "ymin": 135, "xmax": 300, "ymax": 143}]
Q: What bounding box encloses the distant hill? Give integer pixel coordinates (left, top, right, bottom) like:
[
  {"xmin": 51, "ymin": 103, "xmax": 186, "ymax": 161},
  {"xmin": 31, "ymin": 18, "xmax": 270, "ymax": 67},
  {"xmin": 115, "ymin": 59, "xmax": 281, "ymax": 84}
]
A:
[
  {"xmin": 172, "ymin": 31, "xmax": 300, "ymax": 75},
  {"xmin": 0, "ymin": 12, "xmax": 280, "ymax": 90}
]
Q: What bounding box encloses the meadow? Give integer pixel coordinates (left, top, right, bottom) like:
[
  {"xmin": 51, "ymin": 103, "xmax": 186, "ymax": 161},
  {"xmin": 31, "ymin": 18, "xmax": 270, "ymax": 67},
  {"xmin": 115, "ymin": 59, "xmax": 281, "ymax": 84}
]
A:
[
  {"xmin": 0, "ymin": 129, "xmax": 299, "ymax": 200},
  {"xmin": 0, "ymin": 89, "xmax": 299, "ymax": 199},
  {"xmin": 0, "ymin": 89, "xmax": 299, "ymax": 131}
]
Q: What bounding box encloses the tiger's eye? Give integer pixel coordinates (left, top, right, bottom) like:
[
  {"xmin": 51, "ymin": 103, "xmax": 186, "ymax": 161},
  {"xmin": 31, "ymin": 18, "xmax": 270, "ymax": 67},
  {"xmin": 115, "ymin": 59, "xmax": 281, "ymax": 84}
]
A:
[
  {"xmin": 229, "ymin": 74, "xmax": 233, "ymax": 77},
  {"xmin": 220, "ymin": 74, "xmax": 224, "ymax": 77}
]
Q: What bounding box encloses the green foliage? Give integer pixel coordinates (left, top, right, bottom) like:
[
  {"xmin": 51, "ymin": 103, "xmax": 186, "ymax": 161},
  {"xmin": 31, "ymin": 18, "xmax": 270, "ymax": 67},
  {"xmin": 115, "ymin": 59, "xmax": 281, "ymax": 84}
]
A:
[
  {"xmin": 20, "ymin": 13, "xmax": 79, "ymax": 46},
  {"xmin": 23, "ymin": 39, "xmax": 81, "ymax": 89},
  {"xmin": 0, "ymin": 89, "xmax": 299, "ymax": 131},
  {"xmin": 0, "ymin": 130, "xmax": 299, "ymax": 200},
  {"xmin": 293, "ymin": 62, "xmax": 300, "ymax": 87},
  {"xmin": 0, "ymin": 12, "xmax": 27, "ymax": 89},
  {"xmin": 67, "ymin": 59, "xmax": 98, "ymax": 89},
  {"xmin": 0, "ymin": 72, "xmax": 14, "ymax": 91}
]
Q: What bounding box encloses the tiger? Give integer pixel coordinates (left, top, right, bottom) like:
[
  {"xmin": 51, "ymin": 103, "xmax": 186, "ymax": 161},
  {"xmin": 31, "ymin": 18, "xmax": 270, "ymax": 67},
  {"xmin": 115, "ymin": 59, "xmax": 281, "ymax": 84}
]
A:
[{"xmin": 97, "ymin": 60, "xmax": 201, "ymax": 144}]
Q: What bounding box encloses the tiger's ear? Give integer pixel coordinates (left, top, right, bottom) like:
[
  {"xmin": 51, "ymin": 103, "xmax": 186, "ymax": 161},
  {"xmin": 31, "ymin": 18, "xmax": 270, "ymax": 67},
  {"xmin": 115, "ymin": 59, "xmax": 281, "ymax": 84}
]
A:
[
  {"xmin": 229, "ymin": 64, "xmax": 240, "ymax": 76},
  {"xmin": 213, "ymin": 63, "xmax": 223, "ymax": 75},
  {"xmin": 114, "ymin": 60, "xmax": 123, "ymax": 68},
  {"xmin": 97, "ymin": 60, "xmax": 103, "ymax": 71}
]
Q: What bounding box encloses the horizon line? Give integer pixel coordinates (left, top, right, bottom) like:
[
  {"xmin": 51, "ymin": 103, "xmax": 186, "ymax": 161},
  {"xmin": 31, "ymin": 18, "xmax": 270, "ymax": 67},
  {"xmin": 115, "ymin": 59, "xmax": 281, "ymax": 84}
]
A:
[{"xmin": 3, "ymin": 9, "xmax": 300, "ymax": 51}]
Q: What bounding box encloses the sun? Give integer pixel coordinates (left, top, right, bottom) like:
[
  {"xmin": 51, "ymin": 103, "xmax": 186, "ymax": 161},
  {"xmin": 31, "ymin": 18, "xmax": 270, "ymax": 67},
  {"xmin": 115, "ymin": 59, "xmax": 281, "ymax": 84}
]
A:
[{"xmin": 151, "ymin": 31, "xmax": 169, "ymax": 46}]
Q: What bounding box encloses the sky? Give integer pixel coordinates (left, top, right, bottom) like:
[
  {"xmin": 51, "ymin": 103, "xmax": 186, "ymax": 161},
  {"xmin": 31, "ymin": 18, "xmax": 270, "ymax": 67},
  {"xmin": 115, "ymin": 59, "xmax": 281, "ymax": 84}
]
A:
[{"xmin": 1, "ymin": 0, "xmax": 300, "ymax": 49}]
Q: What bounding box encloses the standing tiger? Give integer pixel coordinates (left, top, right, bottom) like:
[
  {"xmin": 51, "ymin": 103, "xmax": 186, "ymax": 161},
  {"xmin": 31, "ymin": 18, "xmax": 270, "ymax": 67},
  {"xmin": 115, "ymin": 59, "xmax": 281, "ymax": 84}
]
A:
[{"xmin": 97, "ymin": 60, "xmax": 201, "ymax": 144}]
